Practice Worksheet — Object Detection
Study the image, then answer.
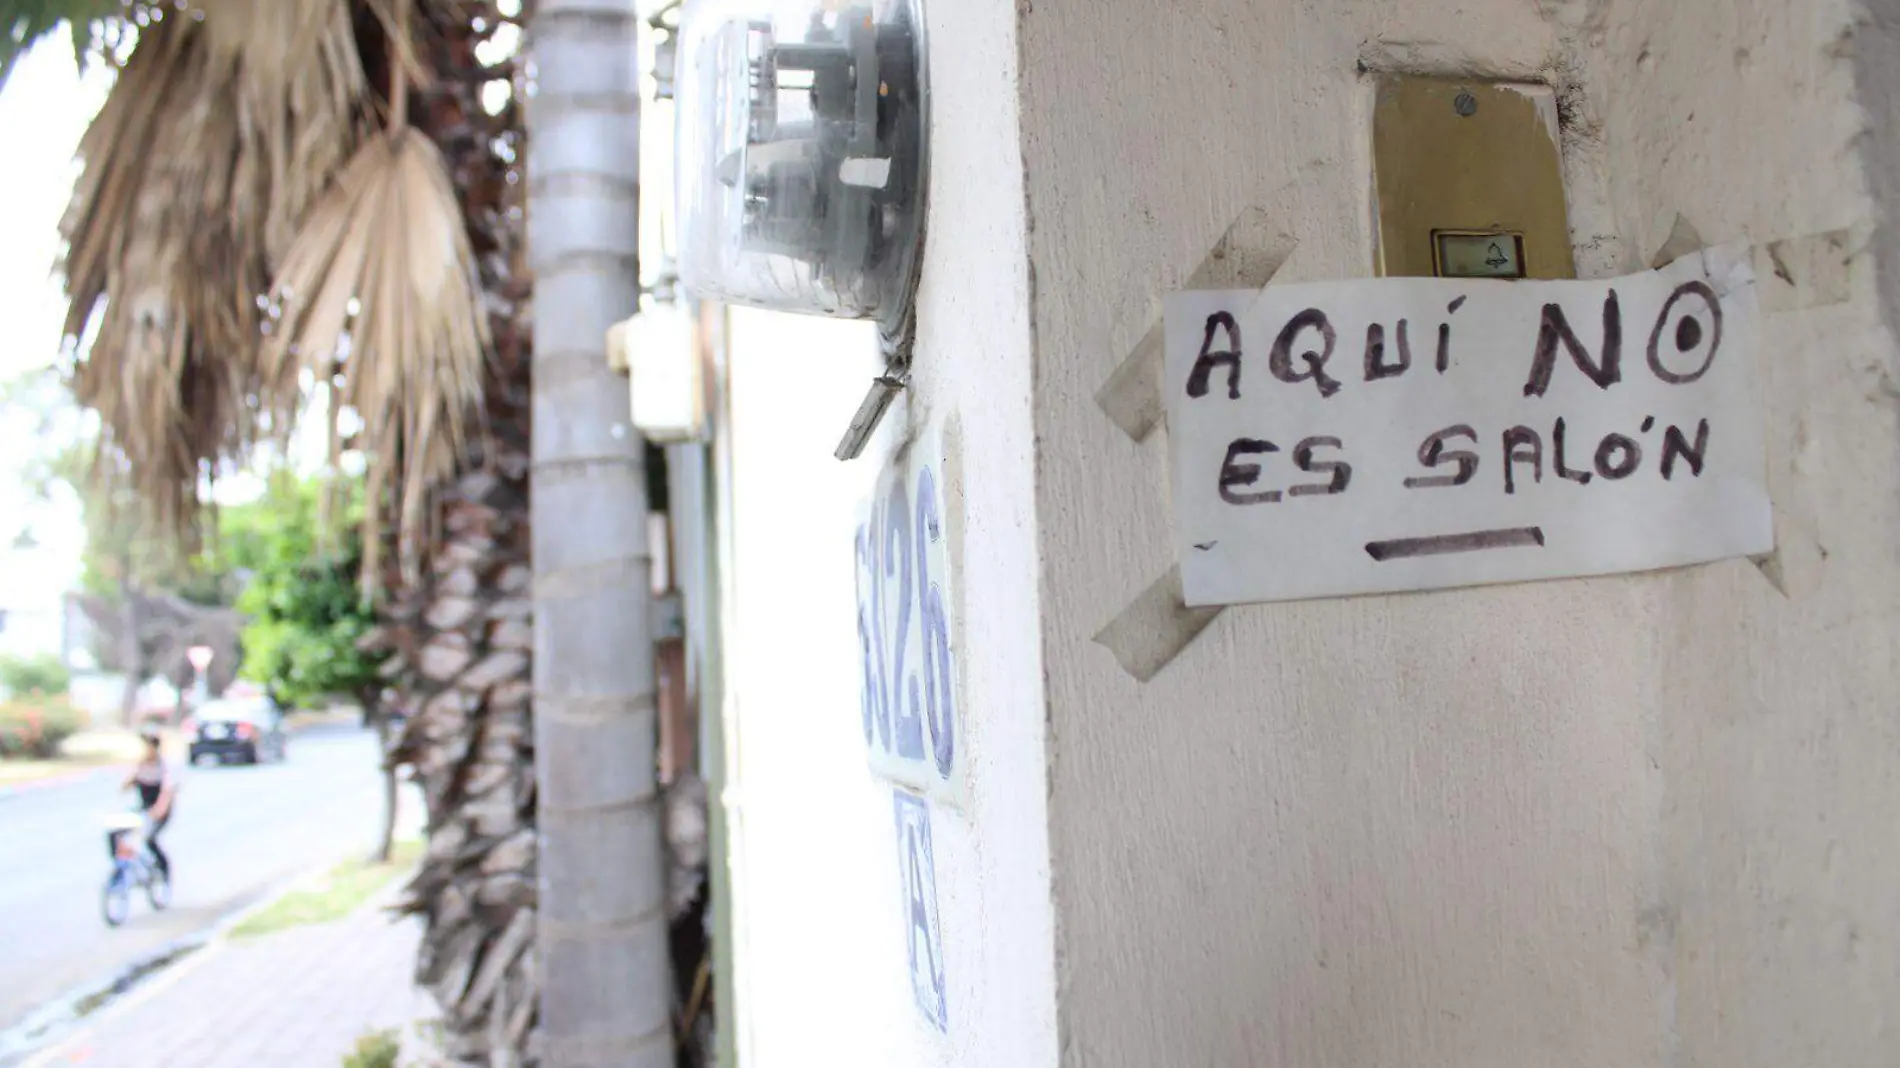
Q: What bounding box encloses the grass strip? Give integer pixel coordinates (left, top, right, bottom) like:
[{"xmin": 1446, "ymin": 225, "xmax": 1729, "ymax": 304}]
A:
[{"xmin": 230, "ymin": 839, "xmax": 423, "ymax": 939}]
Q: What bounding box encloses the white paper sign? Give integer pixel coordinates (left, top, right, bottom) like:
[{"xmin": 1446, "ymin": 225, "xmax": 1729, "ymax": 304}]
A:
[{"xmin": 1164, "ymin": 246, "xmax": 1772, "ymax": 607}]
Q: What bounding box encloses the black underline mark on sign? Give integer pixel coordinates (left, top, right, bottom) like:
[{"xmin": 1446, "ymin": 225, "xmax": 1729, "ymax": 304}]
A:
[{"xmin": 1363, "ymin": 526, "xmax": 1547, "ymax": 562}]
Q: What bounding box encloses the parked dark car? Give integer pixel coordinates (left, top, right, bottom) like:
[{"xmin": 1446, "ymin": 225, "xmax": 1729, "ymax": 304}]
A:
[{"xmin": 186, "ymin": 697, "xmax": 288, "ymax": 765}]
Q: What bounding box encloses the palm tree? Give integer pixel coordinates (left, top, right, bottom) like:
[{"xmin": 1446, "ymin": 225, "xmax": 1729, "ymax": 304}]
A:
[
  {"xmin": 0, "ymin": 3, "xmax": 675, "ymax": 1065},
  {"xmin": 376, "ymin": 7, "xmax": 547, "ymax": 1061}
]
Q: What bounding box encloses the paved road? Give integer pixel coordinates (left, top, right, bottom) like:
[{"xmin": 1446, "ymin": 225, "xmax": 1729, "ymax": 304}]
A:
[{"xmin": 0, "ymin": 722, "xmax": 396, "ymax": 1037}]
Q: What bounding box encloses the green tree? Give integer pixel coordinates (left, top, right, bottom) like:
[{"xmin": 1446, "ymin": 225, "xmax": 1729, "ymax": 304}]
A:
[
  {"xmin": 0, "ymin": 653, "xmax": 71, "ymax": 697},
  {"xmin": 235, "ymin": 475, "xmax": 381, "ymax": 710},
  {"xmin": 58, "ymin": 442, "xmax": 248, "ymax": 606},
  {"xmin": 2, "ymin": 371, "xmax": 252, "ymax": 719},
  {"xmin": 235, "ymin": 472, "xmax": 399, "ymax": 858}
]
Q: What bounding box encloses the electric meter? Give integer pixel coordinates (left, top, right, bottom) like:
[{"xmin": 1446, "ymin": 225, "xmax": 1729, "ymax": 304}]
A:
[{"xmin": 673, "ymin": 0, "xmax": 929, "ymax": 335}]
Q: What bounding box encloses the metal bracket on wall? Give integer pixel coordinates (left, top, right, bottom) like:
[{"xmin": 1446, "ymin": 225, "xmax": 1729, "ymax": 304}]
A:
[
  {"xmin": 835, "ymin": 309, "xmax": 917, "ymax": 461},
  {"xmin": 835, "ymin": 366, "xmax": 909, "ymax": 461},
  {"xmin": 1089, "ymin": 207, "xmax": 1298, "ymax": 682}
]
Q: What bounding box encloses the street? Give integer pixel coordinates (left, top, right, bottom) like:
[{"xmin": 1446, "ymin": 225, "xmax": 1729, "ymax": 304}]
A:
[{"xmin": 0, "ymin": 722, "xmax": 396, "ymax": 1039}]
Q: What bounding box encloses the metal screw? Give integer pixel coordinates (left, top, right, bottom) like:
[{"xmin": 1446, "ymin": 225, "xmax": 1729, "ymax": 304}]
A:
[{"xmin": 1453, "ymin": 91, "xmax": 1478, "ymax": 117}]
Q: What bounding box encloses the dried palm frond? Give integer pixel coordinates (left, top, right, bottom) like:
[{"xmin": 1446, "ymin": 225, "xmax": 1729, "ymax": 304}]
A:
[
  {"xmin": 59, "ymin": 0, "xmax": 485, "ymax": 565},
  {"xmin": 262, "ymin": 119, "xmax": 490, "ymax": 589},
  {"xmin": 196, "ymin": 0, "xmax": 370, "ymax": 266},
  {"xmin": 59, "ymin": 0, "xmax": 380, "ymax": 543},
  {"xmin": 64, "ymin": 13, "xmax": 252, "ymax": 540}
]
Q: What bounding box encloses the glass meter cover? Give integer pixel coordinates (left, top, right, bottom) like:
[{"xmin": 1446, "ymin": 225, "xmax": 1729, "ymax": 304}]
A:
[{"xmin": 674, "ymin": 0, "xmax": 929, "ymax": 329}]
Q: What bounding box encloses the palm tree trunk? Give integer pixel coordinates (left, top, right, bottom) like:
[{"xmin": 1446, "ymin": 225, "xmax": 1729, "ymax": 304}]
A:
[
  {"xmin": 527, "ymin": 3, "xmax": 672, "ymax": 1066},
  {"xmin": 379, "ymin": 5, "xmax": 543, "ymax": 1064}
]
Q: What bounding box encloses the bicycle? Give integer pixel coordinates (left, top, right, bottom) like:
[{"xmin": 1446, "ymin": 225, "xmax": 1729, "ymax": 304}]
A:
[{"xmin": 102, "ymin": 811, "xmax": 171, "ymax": 927}]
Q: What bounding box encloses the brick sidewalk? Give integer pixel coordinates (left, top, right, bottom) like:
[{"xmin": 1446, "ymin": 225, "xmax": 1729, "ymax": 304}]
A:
[{"xmin": 34, "ymin": 890, "xmax": 437, "ymax": 1068}]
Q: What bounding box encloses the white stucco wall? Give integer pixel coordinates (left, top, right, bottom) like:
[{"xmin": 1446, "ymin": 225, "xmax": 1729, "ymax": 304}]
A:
[
  {"xmin": 722, "ymin": 309, "xmax": 896, "ymax": 1067},
  {"xmin": 1008, "ymin": 1, "xmax": 1900, "ymax": 1066},
  {"xmin": 721, "ymin": 0, "xmax": 1055, "ymax": 1064},
  {"xmin": 894, "ymin": 0, "xmax": 1060, "ymax": 1059}
]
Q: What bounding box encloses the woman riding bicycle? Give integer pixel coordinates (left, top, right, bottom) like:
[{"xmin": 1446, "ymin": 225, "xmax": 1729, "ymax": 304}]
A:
[{"xmin": 121, "ymin": 728, "xmax": 178, "ymax": 879}]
